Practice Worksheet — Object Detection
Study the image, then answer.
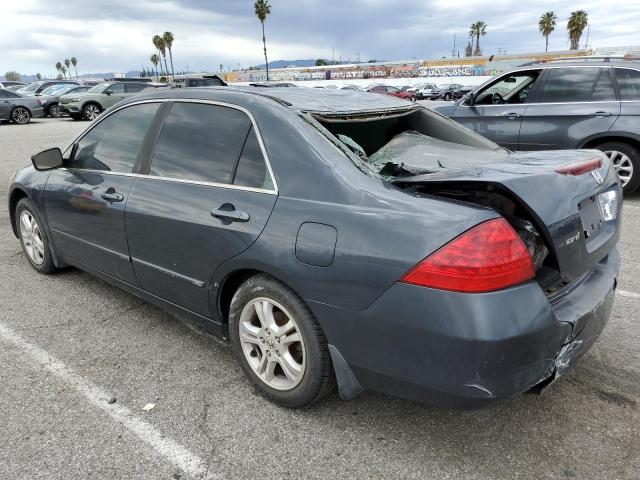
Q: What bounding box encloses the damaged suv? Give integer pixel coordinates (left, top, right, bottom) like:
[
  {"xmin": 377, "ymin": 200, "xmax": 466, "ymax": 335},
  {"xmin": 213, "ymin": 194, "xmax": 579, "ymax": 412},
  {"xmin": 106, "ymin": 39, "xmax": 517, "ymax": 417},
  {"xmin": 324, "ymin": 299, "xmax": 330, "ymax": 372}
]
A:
[{"xmin": 9, "ymin": 88, "xmax": 620, "ymax": 408}]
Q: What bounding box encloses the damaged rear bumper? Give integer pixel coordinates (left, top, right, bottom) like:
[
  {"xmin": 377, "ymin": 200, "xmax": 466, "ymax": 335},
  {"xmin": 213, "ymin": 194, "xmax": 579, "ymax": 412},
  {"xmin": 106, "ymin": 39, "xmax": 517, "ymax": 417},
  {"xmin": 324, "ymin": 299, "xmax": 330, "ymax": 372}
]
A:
[{"xmin": 314, "ymin": 247, "xmax": 618, "ymax": 409}]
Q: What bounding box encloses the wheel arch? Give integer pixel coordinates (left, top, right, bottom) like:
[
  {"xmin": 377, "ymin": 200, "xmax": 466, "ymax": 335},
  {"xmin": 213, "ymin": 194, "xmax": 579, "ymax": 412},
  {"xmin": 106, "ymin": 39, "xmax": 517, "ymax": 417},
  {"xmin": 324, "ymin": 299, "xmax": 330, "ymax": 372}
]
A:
[
  {"xmin": 9, "ymin": 187, "xmax": 29, "ymax": 237},
  {"xmin": 580, "ymin": 132, "xmax": 640, "ymax": 151}
]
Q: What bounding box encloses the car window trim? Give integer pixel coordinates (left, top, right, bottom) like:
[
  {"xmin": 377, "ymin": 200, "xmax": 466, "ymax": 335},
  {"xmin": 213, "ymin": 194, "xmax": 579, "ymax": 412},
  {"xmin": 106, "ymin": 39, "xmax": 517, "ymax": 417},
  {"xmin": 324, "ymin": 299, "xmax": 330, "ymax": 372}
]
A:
[
  {"xmin": 62, "ymin": 98, "xmax": 278, "ymax": 195},
  {"xmin": 527, "ymin": 66, "xmax": 603, "ymax": 105},
  {"xmin": 612, "ymin": 66, "xmax": 640, "ymax": 102}
]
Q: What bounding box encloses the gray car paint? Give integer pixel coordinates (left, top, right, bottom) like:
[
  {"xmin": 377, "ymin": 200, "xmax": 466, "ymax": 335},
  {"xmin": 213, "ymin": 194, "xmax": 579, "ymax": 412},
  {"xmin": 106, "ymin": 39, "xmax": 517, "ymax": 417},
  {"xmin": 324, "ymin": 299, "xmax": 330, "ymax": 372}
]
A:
[
  {"xmin": 0, "ymin": 89, "xmax": 45, "ymax": 121},
  {"xmin": 7, "ymin": 87, "xmax": 620, "ymax": 408}
]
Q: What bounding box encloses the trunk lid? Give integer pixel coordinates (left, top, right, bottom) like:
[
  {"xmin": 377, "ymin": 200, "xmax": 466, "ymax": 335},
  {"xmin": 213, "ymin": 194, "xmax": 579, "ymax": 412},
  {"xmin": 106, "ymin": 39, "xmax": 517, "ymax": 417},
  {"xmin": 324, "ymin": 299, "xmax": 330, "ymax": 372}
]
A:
[{"xmin": 379, "ymin": 134, "xmax": 621, "ymax": 284}]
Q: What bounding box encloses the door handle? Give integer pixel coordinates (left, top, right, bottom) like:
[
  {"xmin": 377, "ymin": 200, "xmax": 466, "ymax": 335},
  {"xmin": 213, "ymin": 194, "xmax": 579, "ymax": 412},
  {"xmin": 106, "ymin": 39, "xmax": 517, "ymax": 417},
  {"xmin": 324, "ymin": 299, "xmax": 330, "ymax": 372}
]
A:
[
  {"xmin": 211, "ymin": 204, "xmax": 250, "ymax": 222},
  {"xmin": 591, "ymin": 111, "xmax": 612, "ymax": 117},
  {"xmin": 101, "ymin": 190, "xmax": 124, "ymax": 202},
  {"xmin": 503, "ymin": 112, "xmax": 521, "ymax": 119}
]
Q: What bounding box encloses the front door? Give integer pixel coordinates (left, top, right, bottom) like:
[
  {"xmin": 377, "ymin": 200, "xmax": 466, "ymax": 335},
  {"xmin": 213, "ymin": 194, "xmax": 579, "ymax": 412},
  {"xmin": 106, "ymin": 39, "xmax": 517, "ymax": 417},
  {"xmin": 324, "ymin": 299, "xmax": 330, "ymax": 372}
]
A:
[
  {"xmin": 125, "ymin": 101, "xmax": 278, "ymax": 317},
  {"xmin": 450, "ymin": 70, "xmax": 542, "ymax": 149},
  {"xmin": 44, "ymin": 102, "xmax": 161, "ymax": 282},
  {"xmin": 519, "ymin": 67, "xmax": 620, "ymax": 151}
]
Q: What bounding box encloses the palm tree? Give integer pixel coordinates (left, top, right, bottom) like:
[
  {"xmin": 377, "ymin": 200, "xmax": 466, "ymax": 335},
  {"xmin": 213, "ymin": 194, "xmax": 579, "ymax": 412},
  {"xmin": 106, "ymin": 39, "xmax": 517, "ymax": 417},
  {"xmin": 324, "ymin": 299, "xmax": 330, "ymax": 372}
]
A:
[
  {"xmin": 538, "ymin": 12, "xmax": 557, "ymax": 52},
  {"xmin": 152, "ymin": 35, "xmax": 166, "ymax": 76},
  {"xmin": 64, "ymin": 59, "xmax": 71, "ymax": 78},
  {"xmin": 150, "ymin": 53, "xmax": 160, "ymax": 79},
  {"xmin": 154, "ymin": 35, "xmax": 170, "ymax": 79},
  {"xmin": 163, "ymin": 31, "xmax": 175, "ymax": 78},
  {"xmin": 71, "ymin": 57, "xmax": 78, "ymax": 78},
  {"xmin": 567, "ymin": 10, "xmax": 588, "ymax": 50},
  {"xmin": 469, "ymin": 21, "xmax": 487, "ymax": 56},
  {"xmin": 254, "ymin": 0, "xmax": 271, "ymax": 81},
  {"xmin": 60, "ymin": 66, "xmax": 67, "ymax": 79},
  {"xmin": 55, "ymin": 62, "xmax": 62, "ymax": 78}
]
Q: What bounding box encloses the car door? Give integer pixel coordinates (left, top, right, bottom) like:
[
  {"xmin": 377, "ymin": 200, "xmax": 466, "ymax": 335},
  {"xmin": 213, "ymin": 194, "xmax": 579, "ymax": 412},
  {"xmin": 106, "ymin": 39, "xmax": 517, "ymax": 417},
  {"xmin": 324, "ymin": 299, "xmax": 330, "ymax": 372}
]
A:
[
  {"xmin": 0, "ymin": 90, "xmax": 14, "ymax": 120},
  {"xmin": 103, "ymin": 83, "xmax": 127, "ymax": 108},
  {"xmin": 125, "ymin": 101, "xmax": 278, "ymax": 317},
  {"xmin": 449, "ymin": 70, "xmax": 542, "ymax": 149},
  {"xmin": 44, "ymin": 102, "xmax": 162, "ymax": 283},
  {"xmin": 518, "ymin": 66, "xmax": 620, "ymax": 151}
]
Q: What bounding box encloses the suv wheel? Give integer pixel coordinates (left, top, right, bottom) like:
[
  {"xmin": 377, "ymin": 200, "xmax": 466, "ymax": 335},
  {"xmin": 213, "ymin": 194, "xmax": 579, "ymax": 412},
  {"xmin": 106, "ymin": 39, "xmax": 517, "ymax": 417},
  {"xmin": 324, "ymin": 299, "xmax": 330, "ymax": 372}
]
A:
[
  {"xmin": 229, "ymin": 274, "xmax": 336, "ymax": 407},
  {"xmin": 597, "ymin": 141, "xmax": 640, "ymax": 194},
  {"xmin": 11, "ymin": 107, "xmax": 31, "ymax": 124},
  {"xmin": 83, "ymin": 103, "xmax": 102, "ymax": 121},
  {"xmin": 48, "ymin": 104, "xmax": 60, "ymax": 118}
]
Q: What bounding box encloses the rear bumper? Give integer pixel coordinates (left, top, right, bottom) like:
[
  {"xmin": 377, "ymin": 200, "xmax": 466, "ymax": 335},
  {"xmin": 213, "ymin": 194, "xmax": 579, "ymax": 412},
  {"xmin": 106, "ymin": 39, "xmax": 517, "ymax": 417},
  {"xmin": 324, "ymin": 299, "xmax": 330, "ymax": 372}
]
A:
[{"xmin": 314, "ymin": 248, "xmax": 618, "ymax": 408}]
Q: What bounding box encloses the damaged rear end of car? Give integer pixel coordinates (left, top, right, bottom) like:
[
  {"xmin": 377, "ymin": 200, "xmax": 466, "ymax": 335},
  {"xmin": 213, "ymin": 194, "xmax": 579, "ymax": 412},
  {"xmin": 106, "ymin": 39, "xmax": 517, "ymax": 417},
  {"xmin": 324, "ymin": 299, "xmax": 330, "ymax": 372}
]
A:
[{"xmin": 305, "ymin": 104, "xmax": 621, "ymax": 408}]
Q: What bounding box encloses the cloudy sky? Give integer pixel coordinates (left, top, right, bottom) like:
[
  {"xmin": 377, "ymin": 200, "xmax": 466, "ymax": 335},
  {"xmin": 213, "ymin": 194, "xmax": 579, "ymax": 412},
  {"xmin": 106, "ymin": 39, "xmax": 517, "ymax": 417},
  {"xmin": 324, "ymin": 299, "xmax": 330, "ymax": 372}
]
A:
[{"xmin": 2, "ymin": 0, "xmax": 640, "ymax": 76}]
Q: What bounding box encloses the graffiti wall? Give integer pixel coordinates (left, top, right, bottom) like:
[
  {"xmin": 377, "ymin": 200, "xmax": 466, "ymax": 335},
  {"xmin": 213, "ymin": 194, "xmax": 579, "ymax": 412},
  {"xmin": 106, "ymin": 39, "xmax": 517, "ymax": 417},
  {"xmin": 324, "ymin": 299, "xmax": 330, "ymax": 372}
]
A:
[{"xmin": 225, "ymin": 50, "xmax": 590, "ymax": 83}]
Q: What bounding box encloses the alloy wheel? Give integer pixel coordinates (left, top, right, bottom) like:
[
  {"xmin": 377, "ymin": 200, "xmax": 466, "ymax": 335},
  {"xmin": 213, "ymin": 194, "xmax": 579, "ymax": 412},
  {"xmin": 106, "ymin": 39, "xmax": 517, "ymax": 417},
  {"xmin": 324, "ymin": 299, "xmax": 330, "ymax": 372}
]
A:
[
  {"xmin": 238, "ymin": 297, "xmax": 306, "ymax": 391},
  {"xmin": 19, "ymin": 211, "xmax": 45, "ymax": 265},
  {"xmin": 50, "ymin": 104, "xmax": 60, "ymax": 118},
  {"xmin": 605, "ymin": 150, "xmax": 633, "ymax": 187},
  {"xmin": 85, "ymin": 104, "xmax": 101, "ymax": 120},
  {"xmin": 12, "ymin": 107, "xmax": 30, "ymax": 124}
]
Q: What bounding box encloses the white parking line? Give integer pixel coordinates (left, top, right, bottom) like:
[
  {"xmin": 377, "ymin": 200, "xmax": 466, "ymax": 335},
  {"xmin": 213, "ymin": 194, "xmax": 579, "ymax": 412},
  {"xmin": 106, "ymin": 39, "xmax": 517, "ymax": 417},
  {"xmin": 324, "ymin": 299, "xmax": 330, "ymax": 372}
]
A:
[
  {"xmin": 0, "ymin": 322, "xmax": 211, "ymax": 480},
  {"xmin": 616, "ymin": 289, "xmax": 640, "ymax": 299}
]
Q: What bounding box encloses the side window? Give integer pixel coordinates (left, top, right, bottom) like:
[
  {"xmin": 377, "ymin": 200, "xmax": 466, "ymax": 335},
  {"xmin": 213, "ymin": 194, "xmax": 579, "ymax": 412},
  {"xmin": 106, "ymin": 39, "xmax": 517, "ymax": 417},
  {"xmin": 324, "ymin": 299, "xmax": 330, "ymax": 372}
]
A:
[
  {"xmin": 0, "ymin": 90, "xmax": 8, "ymax": 98},
  {"xmin": 233, "ymin": 127, "xmax": 274, "ymax": 190},
  {"xmin": 68, "ymin": 103, "xmax": 160, "ymax": 172},
  {"xmin": 615, "ymin": 68, "xmax": 640, "ymax": 100},
  {"xmin": 125, "ymin": 83, "xmax": 147, "ymax": 93},
  {"xmin": 475, "ymin": 71, "xmax": 541, "ymax": 105},
  {"xmin": 149, "ymin": 103, "xmax": 252, "ymax": 184},
  {"xmin": 107, "ymin": 83, "xmax": 125, "ymax": 94},
  {"xmin": 539, "ymin": 67, "xmax": 599, "ymax": 103},
  {"xmin": 591, "ymin": 69, "xmax": 616, "ymax": 101}
]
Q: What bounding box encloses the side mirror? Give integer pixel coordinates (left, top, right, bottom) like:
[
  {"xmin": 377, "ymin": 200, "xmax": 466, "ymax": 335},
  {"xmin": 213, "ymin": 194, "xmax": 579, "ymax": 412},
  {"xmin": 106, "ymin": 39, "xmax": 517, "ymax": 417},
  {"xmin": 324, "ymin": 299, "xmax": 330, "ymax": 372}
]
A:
[
  {"xmin": 31, "ymin": 147, "xmax": 63, "ymax": 171},
  {"xmin": 465, "ymin": 92, "xmax": 475, "ymax": 106},
  {"xmin": 105, "ymin": 90, "xmax": 112, "ymax": 95}
]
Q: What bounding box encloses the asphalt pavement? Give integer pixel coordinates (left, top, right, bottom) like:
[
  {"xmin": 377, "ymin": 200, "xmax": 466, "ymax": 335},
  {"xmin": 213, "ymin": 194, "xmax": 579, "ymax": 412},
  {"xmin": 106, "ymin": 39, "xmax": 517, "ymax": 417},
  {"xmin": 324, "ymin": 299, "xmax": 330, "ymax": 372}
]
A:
[{"xmin": 1, "ymin": 118, "xmax": 639, "ymax": 479}]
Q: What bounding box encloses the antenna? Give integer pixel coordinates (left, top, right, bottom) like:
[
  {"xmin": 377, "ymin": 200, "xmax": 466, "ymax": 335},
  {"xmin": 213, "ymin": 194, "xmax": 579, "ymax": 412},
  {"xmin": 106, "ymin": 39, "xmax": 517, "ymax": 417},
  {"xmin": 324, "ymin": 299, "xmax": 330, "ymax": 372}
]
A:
[
  {"xmin": 452, "ymin": 33, "xmax": 456, "ymax": 58},
  {"xmin": 584, "ymin": 25, "xmax": 591, "ymax": 50}
]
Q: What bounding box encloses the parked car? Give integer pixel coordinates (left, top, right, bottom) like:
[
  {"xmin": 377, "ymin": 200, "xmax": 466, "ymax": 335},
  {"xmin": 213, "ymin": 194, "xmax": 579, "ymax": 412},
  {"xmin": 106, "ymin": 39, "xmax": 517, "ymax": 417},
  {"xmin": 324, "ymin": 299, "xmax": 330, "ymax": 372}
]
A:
[
  {"xmin": 9, "ymin": 88, "xmax": 620, "ymax": 408},
  {"xmin": 0, "ymin": 89, "xmax": 45, "ymax": 124},
  {"xmin": 409, "ymin": 83, "xmax": 438, "ymax": 99},
  {"xmin": 430, "ymin": 83, "xmax": 465, "ymax": 101},
  {"xmin": 174, "ymin": 75, "xmax": 227, "ymax": 88},
  {"xmin": 58, "ymin": 80, "xmax": 152, "ymax": 120},
  {"xmin": 36, "ymin": 85, "xmax": 90, "ymax": 117},
  {"xmin": 366, "ymin": 85, "xmax": 416, "ymax": 101},
  {"xmin": 340, "ymin": 84, "xmax": 362, "ymax": 91},
  {"xmin": 250, "ymin": 82, "xmax": 297, "ymax": 88},
  {"xmin": 17, "ymin": 80, "xmax": 81, "ymax": 96},
  {"xmin": 430, "ymin": 61, "xmax": 640, "ymax": 193},
  {"xmin": 5, "ymin": 84, "xmax": 27, "ymax": 92},
  {"xmin": 0, "ymin": 81, "xmax": 27, "ymax": 89}
]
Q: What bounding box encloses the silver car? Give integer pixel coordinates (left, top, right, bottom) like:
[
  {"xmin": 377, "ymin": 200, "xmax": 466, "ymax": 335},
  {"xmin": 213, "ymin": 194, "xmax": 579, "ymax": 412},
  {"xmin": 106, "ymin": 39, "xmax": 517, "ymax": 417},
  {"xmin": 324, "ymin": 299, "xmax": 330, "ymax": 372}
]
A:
[{"xmin": 0, "ymin": 89, "xmax": 45, "ymax": 124}]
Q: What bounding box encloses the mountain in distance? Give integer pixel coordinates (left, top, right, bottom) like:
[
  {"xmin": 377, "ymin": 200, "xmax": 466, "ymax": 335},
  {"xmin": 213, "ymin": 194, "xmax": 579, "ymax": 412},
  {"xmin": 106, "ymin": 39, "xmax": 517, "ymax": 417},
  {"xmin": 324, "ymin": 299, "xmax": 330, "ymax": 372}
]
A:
[{"xmin": 2, "ymin": 70, "xmax": 142, "ymax": 82}]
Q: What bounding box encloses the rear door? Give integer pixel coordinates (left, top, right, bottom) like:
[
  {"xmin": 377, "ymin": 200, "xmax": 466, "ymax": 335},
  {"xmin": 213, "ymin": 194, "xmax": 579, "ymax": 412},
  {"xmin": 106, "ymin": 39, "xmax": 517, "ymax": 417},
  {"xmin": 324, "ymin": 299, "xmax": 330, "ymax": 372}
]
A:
[
  {"xmin": 450, "ymin": 69, "xmax": 542, "ymax": 149},
  {"xmin": 44, "ymin": 102, "xmax": 161, "ymax": 283},
  {"xmin": 125, "ymin": 101, "xmax": 278, "ymax": 317},
  {"xmin": 518, "ymin": 66, "xmax": 620, "ymax": 150}
]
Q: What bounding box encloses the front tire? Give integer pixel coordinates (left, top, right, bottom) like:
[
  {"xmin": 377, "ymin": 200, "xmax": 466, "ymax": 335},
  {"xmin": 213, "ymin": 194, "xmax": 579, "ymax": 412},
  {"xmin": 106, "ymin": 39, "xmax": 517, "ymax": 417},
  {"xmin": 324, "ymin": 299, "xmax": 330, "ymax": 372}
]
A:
[
  {"xmin": 11, "ymin": 107, "xmax": 31, "ymax": 124},
  {"xmin": 83, "ymin": 103, "xmax": 102, "ymax": 121},
  {"xmin": 229, "ymin": 274, "xmax": 336, "ymax": 407},
  {"xmin": 443, "ymin": 93, "xmax": 452, "ymax": 101},
  {"xmin": 48, "ymin": 104, "xmax": 60, "ymax": 118},
  {"xmin": 596, "ymin": 141, "xmax": 640, "ymax": 194},
  {"xmin": 15, "ymin": 198, "xmax": 57, "ymax": 274}
]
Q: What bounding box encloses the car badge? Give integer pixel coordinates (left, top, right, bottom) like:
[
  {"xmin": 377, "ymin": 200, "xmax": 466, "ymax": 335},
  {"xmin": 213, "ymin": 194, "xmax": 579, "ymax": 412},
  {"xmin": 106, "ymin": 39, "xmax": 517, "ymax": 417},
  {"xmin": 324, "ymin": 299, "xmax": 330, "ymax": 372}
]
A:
[{"xmin": 591, "ymin": 170, "xmax": 604, "ymax": 185}]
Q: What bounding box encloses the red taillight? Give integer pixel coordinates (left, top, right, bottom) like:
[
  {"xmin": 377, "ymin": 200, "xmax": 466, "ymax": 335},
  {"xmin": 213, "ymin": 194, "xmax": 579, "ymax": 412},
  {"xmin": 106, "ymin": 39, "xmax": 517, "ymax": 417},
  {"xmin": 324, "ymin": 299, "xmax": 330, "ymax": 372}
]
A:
[
  {"xmin": 554, "ymin": 158, "xmax": 601, "ymax": 175},
  {"xmin": 400, "ymin": 218, "xmax": 535, "ymax": 293}
]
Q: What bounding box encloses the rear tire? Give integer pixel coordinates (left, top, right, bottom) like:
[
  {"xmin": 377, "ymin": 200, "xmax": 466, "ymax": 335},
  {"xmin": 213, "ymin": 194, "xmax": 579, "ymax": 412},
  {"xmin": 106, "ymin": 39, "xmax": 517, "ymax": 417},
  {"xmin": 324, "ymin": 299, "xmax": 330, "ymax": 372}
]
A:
[
  {"xmin": 596, "ymin": 141, "xmax": 640, "ymax": 194},
  {"xmin": 15, "ymin": 198, "xmax": 57, "ymax": 274},
  {"xmin": 229, "ymin": 274, "xmax": 336, "ymax": 407}
]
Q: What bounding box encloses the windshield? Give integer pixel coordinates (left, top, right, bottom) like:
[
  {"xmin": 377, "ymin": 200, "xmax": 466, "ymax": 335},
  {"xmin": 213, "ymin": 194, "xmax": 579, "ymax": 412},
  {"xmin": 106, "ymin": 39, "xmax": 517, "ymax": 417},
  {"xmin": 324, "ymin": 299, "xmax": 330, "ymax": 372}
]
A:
[
  {"xmin": 87, "ymin": 83, "xmax": 109, "ymax": 93},
  {"xmin": 21, "ymin": 82, "xmax": 40, "ymax": 92}
]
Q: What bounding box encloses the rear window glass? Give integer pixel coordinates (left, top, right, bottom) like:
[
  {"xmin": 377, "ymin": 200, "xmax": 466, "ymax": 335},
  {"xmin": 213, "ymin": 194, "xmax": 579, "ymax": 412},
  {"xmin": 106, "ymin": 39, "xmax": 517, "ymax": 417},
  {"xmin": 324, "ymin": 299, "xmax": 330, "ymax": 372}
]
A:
[
  {"xmin": 539, "ymin": 67, "xmax": 599, "ymax": 103},
  {"xmin": 615, "ymin": 68, "xmax": 640, "ymax": 100},
  {"xmin": 233, "ymin": 127, "xmax": 273, "ymax": 190}
]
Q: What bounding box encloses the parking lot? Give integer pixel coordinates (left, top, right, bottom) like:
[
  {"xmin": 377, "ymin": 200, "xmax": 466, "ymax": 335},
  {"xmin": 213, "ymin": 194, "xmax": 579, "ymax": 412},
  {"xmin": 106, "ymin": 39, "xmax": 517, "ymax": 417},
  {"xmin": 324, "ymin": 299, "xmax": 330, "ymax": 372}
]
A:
[{"xmin": 1, "ymin": 118, "xmax": 639, "ymax": 479}]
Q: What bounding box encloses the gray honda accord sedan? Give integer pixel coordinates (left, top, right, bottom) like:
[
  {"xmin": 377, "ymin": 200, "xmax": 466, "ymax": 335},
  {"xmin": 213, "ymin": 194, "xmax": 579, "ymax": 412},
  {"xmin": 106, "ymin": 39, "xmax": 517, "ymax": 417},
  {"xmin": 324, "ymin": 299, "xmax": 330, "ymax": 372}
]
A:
[{"xmin": 8, "ymin": 87, "xmax": 621, "ymax": 408}]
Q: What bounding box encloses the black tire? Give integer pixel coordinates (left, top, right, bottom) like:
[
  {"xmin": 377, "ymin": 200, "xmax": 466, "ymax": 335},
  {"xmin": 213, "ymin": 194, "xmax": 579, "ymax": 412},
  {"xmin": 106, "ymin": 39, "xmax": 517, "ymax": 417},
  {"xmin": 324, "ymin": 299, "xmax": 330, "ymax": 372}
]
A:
[
  {"xmin": 82, "ymin": 103, "xmax": 102, "ymax": 121},
  {"xmin": 15, "ymin": 198, "xmax": 57, "ymax": 274},
  {"xmin": 595, "ymin": 141, "xmax": 640, "ymax": 195},
  {"xmin": 11, "ymin": 107, "xmax": 31, "ymax": 124},
  {"xmin": 444, "ymin": 93, "xmax": 451, "ymax": 101},
  {"xmin": 48, "ymin": 103, "xmax": 60, "ymax": 118},
  {"xmin": 229, "ymin": 274, "xmax": 336, "ymax": 407}
]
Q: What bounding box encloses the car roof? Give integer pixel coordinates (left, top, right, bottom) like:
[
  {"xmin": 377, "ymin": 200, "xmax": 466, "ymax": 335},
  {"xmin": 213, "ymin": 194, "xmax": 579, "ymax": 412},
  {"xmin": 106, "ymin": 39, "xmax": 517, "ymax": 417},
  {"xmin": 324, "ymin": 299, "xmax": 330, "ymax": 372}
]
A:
[
  {"xmin": 511, "ymin": 60, "xmax": 640, "ymax": 71},
  {"xmin": 130, "ymin": 85, "xmax": 415, "ymax": 114}
]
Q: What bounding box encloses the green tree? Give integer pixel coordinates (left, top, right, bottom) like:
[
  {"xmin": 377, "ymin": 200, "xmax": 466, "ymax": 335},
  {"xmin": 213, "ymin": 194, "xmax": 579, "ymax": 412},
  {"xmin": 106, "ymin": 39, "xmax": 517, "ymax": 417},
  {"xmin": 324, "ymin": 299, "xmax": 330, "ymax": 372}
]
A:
[
  {"xmin": 64, "ymin": 58, "xmax": 71, "ymax": 78},
  {"xmin": 60, "ymin": 66, "xmax": 67, "ymax": 78},
  {"xmin": 567, "ymin": 10, "xmax": 588, "ymax": 50},
  {"xmin": 539, "ymin": 12, "xmax": 557, "ymax": 52},
  {"xmin": 315, "ymin": 59, "xmax": 327, "ymax": 66},
  {"xmin": 254, "ymin": 0, "xmax": 271, "ymax": 81},
  {"xmin": 152, "ymin": 35, "xmax": 166, "ymax": 76},
  {"xmin": 71, "ymin": 57, "xmax": 78, "ymax": 78},
  {"xmin": 469, "ymin": 21, "xmax": 487, "ymax": 56},
  {"xmin": 4, "ymin": 71, "xmax": 21, "ymax": 81},
  {"xmin": 150, "ymin": 53, "xmax": 160, "ymax": 79},
  {"xmin": 163, "ymin": 31, "xmax": 175, "ymax": 78},
  {"xmin": 465, "ymin": 33, "xmax": 473, "ymax": 57}
]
